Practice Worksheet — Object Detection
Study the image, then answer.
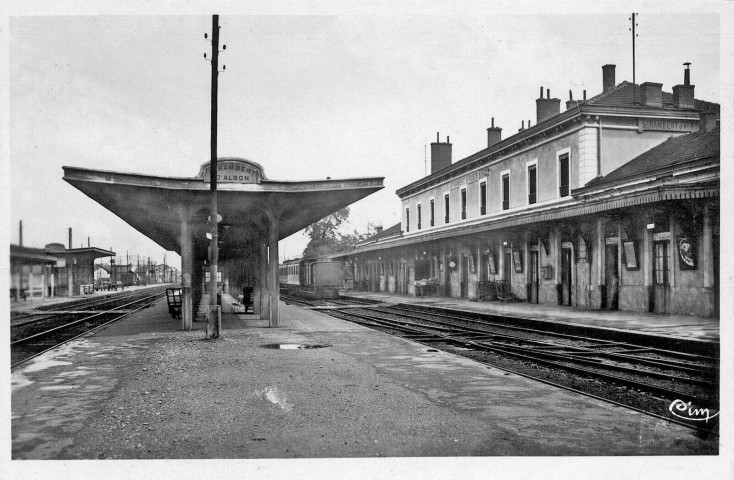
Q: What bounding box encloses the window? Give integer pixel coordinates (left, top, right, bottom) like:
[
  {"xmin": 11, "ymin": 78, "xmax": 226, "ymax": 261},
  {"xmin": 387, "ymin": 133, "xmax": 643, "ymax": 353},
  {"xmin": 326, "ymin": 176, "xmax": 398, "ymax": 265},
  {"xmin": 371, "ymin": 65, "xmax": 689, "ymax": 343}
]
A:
[
  {"xmin": 430, "ymin": 199, "xmax": 435, "ymax": 226},
  {"xmin": 559, "ymin": 153, "xmax": 570, "ymax": 197},
  {"xmin": 205, "ymin": 271, "xmax": 222, "ymax": 282},
  {"xmin": 480, "ymin": 181, "xmax": 487, "ymax": 215},
  {"xmin": 405, "ymin": 208, "xmax": 410, "ymax": 232},
  {"xmin": 444, "ymin": 193, "xmax": 450, "ymax": 223},
  {"xmin": 528, "ymin": 164, "xmax": 537, "ymax": 204},
  {"xmin": 461, "ymin": 188, "xmax": 467, "ymax": 219},
  {"xmin": 502, "ymin": 173, "xmax": 510, "ymax": 210},
  {"xmin": 417, "ymin": 204, "xmax": 422, "ymax": 230}
]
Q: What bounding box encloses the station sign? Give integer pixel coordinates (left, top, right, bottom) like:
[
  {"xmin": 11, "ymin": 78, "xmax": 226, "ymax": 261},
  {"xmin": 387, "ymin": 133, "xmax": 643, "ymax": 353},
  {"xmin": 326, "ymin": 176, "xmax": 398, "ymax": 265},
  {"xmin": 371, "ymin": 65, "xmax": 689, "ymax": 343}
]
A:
[{"xmin": 198, "ymin": 158, "xmax": 266, "ymax": 184}]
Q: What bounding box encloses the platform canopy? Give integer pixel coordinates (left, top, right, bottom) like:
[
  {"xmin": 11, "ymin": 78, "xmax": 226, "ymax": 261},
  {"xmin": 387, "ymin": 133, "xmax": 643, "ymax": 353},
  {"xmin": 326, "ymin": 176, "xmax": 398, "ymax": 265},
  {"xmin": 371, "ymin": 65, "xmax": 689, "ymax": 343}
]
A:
[{"xmin": 63, "ymin": 158, "xmax": 384, "ymax": 260}]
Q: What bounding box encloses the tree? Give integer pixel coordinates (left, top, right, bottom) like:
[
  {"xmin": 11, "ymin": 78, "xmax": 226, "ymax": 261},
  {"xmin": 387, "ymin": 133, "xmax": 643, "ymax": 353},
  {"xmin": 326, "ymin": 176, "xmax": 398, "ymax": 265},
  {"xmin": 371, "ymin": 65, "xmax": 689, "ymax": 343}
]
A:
[{"xmin": 303, "ymin": 208, "xmax": 355, "ymax": 258}]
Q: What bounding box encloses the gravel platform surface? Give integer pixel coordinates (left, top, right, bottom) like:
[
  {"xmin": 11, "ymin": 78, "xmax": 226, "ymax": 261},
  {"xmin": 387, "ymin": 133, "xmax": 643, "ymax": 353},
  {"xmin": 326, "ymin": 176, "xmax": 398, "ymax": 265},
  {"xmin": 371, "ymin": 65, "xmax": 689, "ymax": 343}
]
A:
[{"xmin": 10, "ymin": 296, "xmax": 717, "ymax": 465}]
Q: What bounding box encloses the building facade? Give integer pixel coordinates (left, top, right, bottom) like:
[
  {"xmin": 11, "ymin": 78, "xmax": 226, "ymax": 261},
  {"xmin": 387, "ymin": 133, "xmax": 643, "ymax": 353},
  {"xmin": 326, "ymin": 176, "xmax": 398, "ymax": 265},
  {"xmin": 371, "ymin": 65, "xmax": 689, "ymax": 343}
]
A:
[{"xmin": 337, "ymin": 64, "xmax": 719, "ymax": 318}]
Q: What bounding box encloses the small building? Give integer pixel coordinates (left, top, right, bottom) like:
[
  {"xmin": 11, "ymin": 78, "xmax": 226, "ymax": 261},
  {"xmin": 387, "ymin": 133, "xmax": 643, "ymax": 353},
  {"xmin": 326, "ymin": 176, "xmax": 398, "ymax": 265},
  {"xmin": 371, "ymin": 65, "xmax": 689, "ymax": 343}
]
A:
[
  {"xmin": 9, "ymin": 245, "xmax": 60, "ymax": 301},
  {"xmin": 45, "ymin": 243, "xmax": 115, "ymax": 296}
]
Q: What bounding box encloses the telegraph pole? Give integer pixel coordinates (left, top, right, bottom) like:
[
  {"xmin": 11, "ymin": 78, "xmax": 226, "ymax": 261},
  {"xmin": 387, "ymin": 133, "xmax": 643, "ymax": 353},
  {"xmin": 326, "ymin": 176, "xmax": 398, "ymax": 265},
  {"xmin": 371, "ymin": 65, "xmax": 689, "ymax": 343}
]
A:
[
  {"xmin": 207, "ymin": 15, "xmax": 222, "ymax": 339},
  {"xmin": 630, "ymin": 13, "xmax": 638, "ymax": 103}
]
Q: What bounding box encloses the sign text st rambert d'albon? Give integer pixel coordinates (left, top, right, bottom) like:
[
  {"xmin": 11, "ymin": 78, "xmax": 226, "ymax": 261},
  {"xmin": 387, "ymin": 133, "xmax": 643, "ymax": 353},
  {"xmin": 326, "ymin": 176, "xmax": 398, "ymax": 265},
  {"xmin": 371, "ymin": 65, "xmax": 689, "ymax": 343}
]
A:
[{"xmin": 198, "ymin": 158, "xmax": 265, "ymax": 185}]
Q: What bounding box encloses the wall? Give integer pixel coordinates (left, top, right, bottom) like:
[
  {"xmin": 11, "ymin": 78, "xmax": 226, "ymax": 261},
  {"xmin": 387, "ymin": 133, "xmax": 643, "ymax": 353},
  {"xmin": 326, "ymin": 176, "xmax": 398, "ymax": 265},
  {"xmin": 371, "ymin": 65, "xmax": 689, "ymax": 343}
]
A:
[
  {"xmin": 601, "ymin": 126, "xmax": 691, "ymax": 176},
  {"xmin": 401, "ymin": 129, "xmax": 581, "ymax": 235}
]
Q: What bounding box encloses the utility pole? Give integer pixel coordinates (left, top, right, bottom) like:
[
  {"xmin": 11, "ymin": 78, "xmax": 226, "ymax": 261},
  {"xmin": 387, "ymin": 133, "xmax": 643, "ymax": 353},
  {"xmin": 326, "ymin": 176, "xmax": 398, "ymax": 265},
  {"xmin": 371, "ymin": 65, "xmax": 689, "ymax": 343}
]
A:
[
  {"xmin": 206, "ymin": 14, "xmax": 223, "ymax": 339},
  {"xmin": 630, "ymin": 13, "xmax": 638, "ymax": 103}
]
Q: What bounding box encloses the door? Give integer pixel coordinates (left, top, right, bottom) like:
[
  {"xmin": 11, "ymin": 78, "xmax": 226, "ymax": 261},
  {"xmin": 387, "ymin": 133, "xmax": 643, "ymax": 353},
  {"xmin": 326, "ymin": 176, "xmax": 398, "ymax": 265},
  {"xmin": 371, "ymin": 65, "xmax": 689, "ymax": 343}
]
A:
[
  {"xmin": 605, "ymin": 244, "xmax": 619, "ymax": 310},
  {"xmin": 561, "ymin": 248, "xmax": 572, "ymax": 306},
  {"xmin": 460, "ymin": 254, "xmax": 469, "ymax": 298},
  {"xmin": 503, "ymin": 251, "xmax": 512, "ymax": 282},
  {"xmin": 529, "ymin": 251, "xmax": 539, "ymax": 304},
  {"xmin": 653, "ymin": 241, "xmax": 671, "ymax": 313}
]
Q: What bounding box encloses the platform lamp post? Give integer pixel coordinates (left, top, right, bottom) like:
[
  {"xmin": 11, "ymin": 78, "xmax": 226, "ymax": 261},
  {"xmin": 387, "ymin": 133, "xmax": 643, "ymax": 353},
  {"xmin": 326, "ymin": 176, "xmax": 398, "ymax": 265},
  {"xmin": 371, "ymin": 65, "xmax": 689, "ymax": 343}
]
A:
[{"xmin": 205, "ymin": 14, "xmax": 226, "ymax": 339}]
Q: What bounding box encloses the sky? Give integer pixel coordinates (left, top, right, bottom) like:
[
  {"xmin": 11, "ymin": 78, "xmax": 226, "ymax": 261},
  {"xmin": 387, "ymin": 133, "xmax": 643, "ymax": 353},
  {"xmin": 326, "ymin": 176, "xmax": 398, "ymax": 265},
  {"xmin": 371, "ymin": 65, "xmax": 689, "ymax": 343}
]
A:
[{"xmin": 5, "ymin": 5, "xmax": 726, "ymax": 269}]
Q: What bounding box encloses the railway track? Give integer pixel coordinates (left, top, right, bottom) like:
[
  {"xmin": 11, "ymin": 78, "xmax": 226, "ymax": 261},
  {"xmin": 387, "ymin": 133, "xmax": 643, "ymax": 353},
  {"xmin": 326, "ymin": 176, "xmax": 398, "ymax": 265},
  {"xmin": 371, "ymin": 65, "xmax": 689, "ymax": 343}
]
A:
[
  {"xmin": 289, "ymin": 297, "xmax": 719, "ymax": 434},
  {"xmin": 10, "ymin": 287, "xmax": 168, "ymax": 368}
]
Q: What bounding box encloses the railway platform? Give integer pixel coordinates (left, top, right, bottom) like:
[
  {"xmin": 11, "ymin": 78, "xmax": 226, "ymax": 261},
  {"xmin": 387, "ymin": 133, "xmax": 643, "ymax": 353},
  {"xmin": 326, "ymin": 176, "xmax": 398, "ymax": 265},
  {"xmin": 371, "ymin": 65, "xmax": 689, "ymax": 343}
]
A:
[
  {"xmin": 9, "ymin": 292, "xmax": 720, "ymax": 475},
  {"xmin": 9, "ymin": 284, "xmax": 175, "ymax": 315},
  {"xmin": 340, "ymin": 290, "xmax": 720, "ymax": 344}
]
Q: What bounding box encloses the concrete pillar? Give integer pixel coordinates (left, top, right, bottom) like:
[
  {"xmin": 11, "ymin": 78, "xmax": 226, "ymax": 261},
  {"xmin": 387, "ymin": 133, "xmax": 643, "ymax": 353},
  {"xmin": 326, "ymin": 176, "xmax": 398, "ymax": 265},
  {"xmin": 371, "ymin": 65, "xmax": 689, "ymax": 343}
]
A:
[
  {"xmin": 68, "ymin": 264, "xmax": 74, "ymax": 297},
  {"xmin": 703, "ymin": 203, "xmax": 714, "ymax": 287},
  {"xmin": 252, "ymin": 250, "xmax": 261, "ymax": 315},
  {"xmin": 259, "ymin": 242, "xmax": 269, "ymax": 320},
  {"xmin": 268, "ymin": 218, "xmax": 280, "ymax": 327},
  {"xmin": 29, "ymin": 268, "xmax": 34, "ymax": 301},
  {"xmin": 51, "ymin": 266, "xmax": 55, "ymax": 298},
  {"xmin": 180, "ymin": 218, "xmax": 194, "ymax": 330},
  {"xmin": 15, "ymin": 265, "xmax": 21, "ymax": 302},
  {"xmin": 42, "ymin": 268, "xmax": 46, "ymax": 299},
  {"xmin": 596, "ymin": 218, "xmax": 604, "ymax": 286}
]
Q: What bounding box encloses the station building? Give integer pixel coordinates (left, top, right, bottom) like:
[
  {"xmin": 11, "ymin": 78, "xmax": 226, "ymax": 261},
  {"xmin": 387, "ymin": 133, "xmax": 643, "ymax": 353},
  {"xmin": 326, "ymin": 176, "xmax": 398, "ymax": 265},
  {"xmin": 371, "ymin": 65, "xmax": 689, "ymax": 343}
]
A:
[{"xmin": 336, "ymin": 64, "xmax": 720, "ymax": 318}]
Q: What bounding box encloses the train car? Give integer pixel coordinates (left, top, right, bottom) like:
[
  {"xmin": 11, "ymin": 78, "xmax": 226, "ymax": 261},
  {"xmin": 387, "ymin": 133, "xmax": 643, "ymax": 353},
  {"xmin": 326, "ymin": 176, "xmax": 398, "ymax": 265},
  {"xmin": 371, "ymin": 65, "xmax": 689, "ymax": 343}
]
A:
[
  {"xmin": 279, "ymin": 258, "xmax": 344, "ymax": 299},
  {"xmin": 278, "ymin": 258, "xmax": 301, "ymax": 286}
]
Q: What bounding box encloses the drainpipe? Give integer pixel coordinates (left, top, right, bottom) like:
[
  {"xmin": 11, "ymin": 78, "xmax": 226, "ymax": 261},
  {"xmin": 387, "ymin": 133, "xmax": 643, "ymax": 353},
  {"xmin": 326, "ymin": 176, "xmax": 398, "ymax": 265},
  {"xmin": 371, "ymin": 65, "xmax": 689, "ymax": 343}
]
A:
[{"xmin": 597, "ymin": 116, "xmax": 603, "ymax": 177}]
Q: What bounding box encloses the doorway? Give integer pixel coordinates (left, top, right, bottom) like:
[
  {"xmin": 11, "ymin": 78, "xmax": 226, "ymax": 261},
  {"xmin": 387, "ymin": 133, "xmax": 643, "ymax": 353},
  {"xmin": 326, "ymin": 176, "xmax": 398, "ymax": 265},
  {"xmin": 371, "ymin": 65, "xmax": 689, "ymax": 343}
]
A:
[
  {"xmin": 653, "ymin": 241, "xmax": 671, "ymax": 313},
  {"xmin": 604, "ymin": 244, "xmax": 619, "ymax": 310},
  {"xmin": 529, "ymin": 251, "xmax": 539, "ymax": 304},
  {"xmin": 460, "ymin": 254, "xmax": 469, "ymax": 298},
  {"xmin": 561, "ymin": 248, "xmax": 572, "ymax": 306}
]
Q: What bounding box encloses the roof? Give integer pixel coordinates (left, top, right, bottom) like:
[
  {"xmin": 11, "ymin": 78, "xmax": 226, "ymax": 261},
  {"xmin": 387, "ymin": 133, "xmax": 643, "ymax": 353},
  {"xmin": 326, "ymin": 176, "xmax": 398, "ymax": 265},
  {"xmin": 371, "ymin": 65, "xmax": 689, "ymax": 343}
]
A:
[
  {"xmin": 358, "ymin": 223, "xmax": 402, "ymax": 245},
  {"xmin": 10, "ymin": 244, "xmax": 59, "ymax": 263},
  {"xmin": 396, "ymin": 81, "xmax": 716, "ymax": 198},
  {"xmin": 584, "ymin": 81, "xmax": 719, "ymax": 112},
  {"xmin": 63, "ymin": 166, "xmax": 384, "ymax": 258},
  {"xmin": 580, "ymin": 125, "xmax": 719, "ymax": 190}
]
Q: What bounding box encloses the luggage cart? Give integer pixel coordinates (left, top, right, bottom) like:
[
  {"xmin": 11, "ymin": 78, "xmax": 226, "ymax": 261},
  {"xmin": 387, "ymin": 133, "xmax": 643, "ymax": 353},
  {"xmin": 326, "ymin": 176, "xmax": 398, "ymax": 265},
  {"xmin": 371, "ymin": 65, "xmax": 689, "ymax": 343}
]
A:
[{"xmin": 166, "ymin": 288, "xmax": 183, "ymax": 319}]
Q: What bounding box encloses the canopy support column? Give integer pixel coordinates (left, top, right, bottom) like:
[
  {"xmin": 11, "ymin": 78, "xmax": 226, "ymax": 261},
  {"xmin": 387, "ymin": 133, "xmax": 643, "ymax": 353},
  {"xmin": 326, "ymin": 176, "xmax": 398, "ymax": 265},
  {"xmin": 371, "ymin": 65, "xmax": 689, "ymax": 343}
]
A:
[
  {"xmin": 180, "ymin": 218, "xmax": 194, "ymax": 330},
  {"xmin": 259, "ymin": 241, "xmax": 269, "ymax": 321},
  {"xmin": 268, "ymin": 217, "xmax": 280, "ymax": 327}
]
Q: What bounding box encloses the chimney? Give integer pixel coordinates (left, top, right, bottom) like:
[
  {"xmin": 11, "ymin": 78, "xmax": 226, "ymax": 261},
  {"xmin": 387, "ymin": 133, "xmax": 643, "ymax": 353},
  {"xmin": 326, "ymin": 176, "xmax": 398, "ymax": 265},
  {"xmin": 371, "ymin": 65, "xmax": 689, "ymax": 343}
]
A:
[
  {"xmin": 566, "ymin": 90, "xmax": 579, "ymax": 110},
  {"xmin": 519, "ymin": 120, "xmax": 525, "ymax": 132},
  {"xmin": 602, "ymin": 64, "xmax": 616, "ymax": 91},
  {"xmin": 430, "ymin": 132, "xmax": 452, "ymax": 173},
  {"xmin": 536, "ymin": 86, "xmax": 561, "ymax": 124},
  {"xmin": 487, "ymin": 117, "xmax": 502, "ymax": 148},
  {"xmin": 698, "ymin": 109, "xmax": 718, "ymax": 133},
  {"xmin": 375, "ymin": 225, "xmax": 383, "ymax": 234},
  {"xmin": 640, "ymin": 82, "xmax": 663, "ymax": 107},
  {"xmin": 68, "ymin": 227, "xmax": 72, "ymax": 250},
  {"xmin": 673, "ymin": 62, "xmax": 695, "ymax": 109}
]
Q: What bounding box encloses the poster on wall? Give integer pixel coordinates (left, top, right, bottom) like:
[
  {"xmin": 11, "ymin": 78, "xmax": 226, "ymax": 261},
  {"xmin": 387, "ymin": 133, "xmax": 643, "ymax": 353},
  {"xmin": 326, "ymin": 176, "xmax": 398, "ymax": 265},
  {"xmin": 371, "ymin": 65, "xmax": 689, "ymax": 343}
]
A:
[
  {"xmin": 468, "ymin": 253, "xmax": 476, "ymax": 274},
  {"xmin": 622, "ymin": 240, "xmax": 639, "ymax": 270},
  {"xmin": 578, "ymin": 237, "xmax": 587, "ymax": 263},
  {"xmin": 512, "ymin": 250, "xmax": 523, "ymax": 273},
  {"xmin": 678, "ymin": 237, "xmax": 697, "ymax": 270},
  {"xmin": 487, "ymin": 254, "xmax": 496, "ymax": 274}
]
